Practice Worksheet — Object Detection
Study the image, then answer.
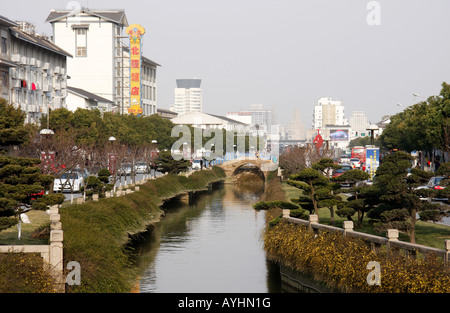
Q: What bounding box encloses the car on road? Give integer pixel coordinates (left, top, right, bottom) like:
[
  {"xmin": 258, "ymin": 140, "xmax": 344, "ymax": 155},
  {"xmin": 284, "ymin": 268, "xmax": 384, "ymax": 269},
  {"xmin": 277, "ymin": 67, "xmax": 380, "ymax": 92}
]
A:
[
  {"xmin": 415, "ymin": 176, "xmax": 448, "ymax": 201},
  {"xmin": 120, "ymin": 163, "xmax": 133, "ymax": 176},
  {"xmin": 349, "ymin": 158, "xmax": 361, "ymax": 169},
  {"xmin": 339, "ymin": 155, "xmax": 350, "ymax": 163},
  {"xmin": 135, "ymin": 162, "xmax": 148, "ymax": 174},
  {"xmin": 53, "ymin": 172, "xmax": 84, "ymax": 193},
  {"xmin": 192, "ymin": 159, "xmax": 203, "ymax": 170},
  {"xmin": 332, "ymin": 164, "xmax": 353, "ymax": 178}
]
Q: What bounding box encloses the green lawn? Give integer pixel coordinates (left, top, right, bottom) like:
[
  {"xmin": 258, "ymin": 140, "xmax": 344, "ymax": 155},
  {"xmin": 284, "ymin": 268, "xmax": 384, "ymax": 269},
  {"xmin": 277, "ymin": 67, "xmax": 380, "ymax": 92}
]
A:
[
  {"xmin": 0, "ymin": 210, "xmax": 50, "ymax": 245},
  {"xmin": 281, "ymin": 182, "xmax": 450, "ymax": 250}
]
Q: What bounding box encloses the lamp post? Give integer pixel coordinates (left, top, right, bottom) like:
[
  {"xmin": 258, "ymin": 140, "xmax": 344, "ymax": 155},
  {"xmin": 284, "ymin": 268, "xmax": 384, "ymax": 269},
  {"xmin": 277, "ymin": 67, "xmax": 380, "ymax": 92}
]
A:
[
  {"xmin": 366, "ymin": 124, "xmax": 379, "ymax": 147},
  {"xmin": 108, "ymin": 136, "xmax": 117, "ymax": 191}
]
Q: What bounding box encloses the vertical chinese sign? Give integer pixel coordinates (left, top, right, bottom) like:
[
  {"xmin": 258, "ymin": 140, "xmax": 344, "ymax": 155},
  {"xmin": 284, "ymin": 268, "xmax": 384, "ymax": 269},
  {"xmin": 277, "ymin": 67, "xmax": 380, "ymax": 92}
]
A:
[{"xmin": 126, "ymin": 24, "xmax": 145, "ymax": 116}]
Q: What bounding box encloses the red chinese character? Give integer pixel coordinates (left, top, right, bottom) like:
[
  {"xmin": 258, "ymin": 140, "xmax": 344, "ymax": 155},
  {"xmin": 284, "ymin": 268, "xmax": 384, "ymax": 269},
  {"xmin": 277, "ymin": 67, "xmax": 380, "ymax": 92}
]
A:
[
  {"xmin": 131, "ymin": 60, "xmax": 140, "ymax": 68},
  {"xmin": 131, "ymin": 46, "xmax": 140, "ymax": 55},
  {"xmin": 131, "ymin": 87, "xmax": 140, "ymax": 95},
  {"xmin": 131, "ymin": 73, "xmax": 140, "ymax": 81}
]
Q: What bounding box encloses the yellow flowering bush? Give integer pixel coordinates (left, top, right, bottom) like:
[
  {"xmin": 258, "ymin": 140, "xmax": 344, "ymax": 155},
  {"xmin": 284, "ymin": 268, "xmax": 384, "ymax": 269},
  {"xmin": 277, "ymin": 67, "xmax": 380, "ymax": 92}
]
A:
[
  {"xmin": 264, "ymin": 218, "xmax": 450, "ymax": 293},
  {"xmin": 0, "ymin": 253, "xmax": 56, "ymax": 293}
]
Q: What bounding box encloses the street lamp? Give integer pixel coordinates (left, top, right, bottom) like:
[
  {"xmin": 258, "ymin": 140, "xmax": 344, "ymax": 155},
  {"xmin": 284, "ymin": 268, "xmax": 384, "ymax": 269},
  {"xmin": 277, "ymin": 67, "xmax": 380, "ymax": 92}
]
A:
[{"xmin": 366, "ymin": 124, "xmax": 379, "ymax": 146}]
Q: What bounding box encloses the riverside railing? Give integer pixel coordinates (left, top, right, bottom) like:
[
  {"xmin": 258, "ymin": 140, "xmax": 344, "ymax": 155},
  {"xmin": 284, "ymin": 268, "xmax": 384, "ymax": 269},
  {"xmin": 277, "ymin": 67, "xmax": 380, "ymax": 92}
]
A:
[{"xmin": 282, "ymin": 210, "xmax": 450, "ymax": 266}]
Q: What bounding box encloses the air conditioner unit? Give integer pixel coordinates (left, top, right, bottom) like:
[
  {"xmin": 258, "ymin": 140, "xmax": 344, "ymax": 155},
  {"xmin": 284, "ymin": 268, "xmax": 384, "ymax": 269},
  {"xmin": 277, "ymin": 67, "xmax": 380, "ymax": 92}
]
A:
[
  {"xmin": 12, "ymin": 79, "xmax": 21, "ymax": 88},
  {"xmin": 43, "ymin": 62, "xmax": 50, "ymax": 70},
  {"xmin": 54, "ymin": 66, "xmax": 60, "ymax": 74},
  {"xmin": 60, "ymin": 67, "xmax": 65, "ymax": 75},
  {"xmin": 54, "ymin": 83, "xmax": 61, "ymax": 90},
  {"xmin": 29, "ymin": 58, "xmax": 36, "ymax": 66},
  {"xmin": 11, "ymin": 54, "xmax": 20, "ymax": 62},
  {"xmin": 35, "ymin": 60, "xmax": 41, "ymax": 68},
  {"xmin": 20, "ymin": 56, "xmax": 27, "ymax": 65},
  {"xmin": 42, "ymin": 84, "xmax": 49, "ymax": 92}
]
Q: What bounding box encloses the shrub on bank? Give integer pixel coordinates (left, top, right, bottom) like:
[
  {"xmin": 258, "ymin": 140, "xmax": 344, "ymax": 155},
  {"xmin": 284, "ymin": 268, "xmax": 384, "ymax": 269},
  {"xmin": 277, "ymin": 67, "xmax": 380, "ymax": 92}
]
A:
[
  {"xmin": 0, "ymin": 253, "xmax": 56, "ymax": 293},
  {"xmin": 264, "ymin": 218, "xmax": 450, "ymax": 293}
]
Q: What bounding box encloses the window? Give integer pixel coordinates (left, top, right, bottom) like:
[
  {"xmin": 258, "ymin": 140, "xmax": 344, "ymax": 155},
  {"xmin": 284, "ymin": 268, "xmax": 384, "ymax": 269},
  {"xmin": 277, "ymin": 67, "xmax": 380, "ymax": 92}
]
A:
[
  {"xmin": 1, "ymin": 37, "xmax": 7, "ymax": 55},
  {"xmin": 75, "ymin": 28, "xmax": 87, "ymax": 57}
]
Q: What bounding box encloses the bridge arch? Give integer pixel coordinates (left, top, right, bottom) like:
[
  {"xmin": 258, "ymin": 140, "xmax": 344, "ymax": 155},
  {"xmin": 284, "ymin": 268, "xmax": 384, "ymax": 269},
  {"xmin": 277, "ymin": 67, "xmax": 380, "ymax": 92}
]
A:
[{"xmin": 218, "ymin": 158, "xmax": 277, "ymax": 180}]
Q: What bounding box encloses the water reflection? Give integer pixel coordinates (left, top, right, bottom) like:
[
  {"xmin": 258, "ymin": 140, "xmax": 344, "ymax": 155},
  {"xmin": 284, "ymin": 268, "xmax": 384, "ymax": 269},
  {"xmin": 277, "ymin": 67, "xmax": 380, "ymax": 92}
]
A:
[{"xmin": 133, "ymin": 182, "xmax": 281, "ymax": 293}]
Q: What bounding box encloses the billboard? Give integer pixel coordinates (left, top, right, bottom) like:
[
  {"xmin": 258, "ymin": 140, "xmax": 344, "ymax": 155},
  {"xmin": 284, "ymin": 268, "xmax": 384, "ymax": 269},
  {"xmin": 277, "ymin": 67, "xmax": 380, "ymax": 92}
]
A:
[
  {"xmin": 126, "ymin": 24, "xmax": 145, "ymax": 116},
  {"xmin": 330, "ymin": 129, "xmax": 349, "ymax": 141},
  {"xmin": 365, "ymin": 147, "xmax": 380, "ymax": 177}
]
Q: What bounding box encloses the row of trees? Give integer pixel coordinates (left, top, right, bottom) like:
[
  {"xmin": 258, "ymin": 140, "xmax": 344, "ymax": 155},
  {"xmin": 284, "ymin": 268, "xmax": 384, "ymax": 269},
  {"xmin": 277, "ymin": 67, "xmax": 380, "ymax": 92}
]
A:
[
  {"xmin": 379, "ymin": 82, "xmax": 450, "ymax": 161},
  {"xmin": 287, "ymin": 154, "xmax": 449, "ymax": 244}
]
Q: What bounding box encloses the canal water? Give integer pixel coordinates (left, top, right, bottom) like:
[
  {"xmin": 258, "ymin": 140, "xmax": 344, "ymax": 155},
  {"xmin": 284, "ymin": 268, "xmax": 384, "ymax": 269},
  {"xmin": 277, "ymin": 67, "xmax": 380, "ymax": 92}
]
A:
[{"xmin": 132, "ymin": 182, "xmax": 283, "ymax": 293}]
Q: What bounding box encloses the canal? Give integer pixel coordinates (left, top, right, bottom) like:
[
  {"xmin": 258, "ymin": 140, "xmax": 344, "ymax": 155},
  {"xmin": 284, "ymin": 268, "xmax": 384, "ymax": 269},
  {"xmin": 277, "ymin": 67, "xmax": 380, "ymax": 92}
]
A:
[{"xmin": 132, "ymin": 182, "xmax": 283, "ymax": 293}]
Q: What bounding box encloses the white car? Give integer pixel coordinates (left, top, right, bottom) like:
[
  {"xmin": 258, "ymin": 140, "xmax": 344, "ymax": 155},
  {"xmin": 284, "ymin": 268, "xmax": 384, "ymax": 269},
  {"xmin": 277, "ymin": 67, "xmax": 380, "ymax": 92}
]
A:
[
  {"xmin": 53, "ymin": 172, "xmax": 84, "ymax": 193},
  {"xmin": 135, "ymin": 162, "xmax": 148, "ymax": 174},
  {"xmin": 349, "ymin": 158, "xmax": 361, "ymax": 168},
  {"xmin": 192, "ymin": 159, "xmax": 202, "ymax": 170}
]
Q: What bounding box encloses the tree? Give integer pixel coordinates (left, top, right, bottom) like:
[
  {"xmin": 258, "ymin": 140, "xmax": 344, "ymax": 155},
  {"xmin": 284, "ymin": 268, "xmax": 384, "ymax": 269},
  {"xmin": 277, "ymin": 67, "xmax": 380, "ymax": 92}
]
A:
[
  {"xmin": 154, "ymin": 150, "xmax": 191, "ymax": 174},
  {"xmin": 333, "ymin": 169, "xmax": 370, "ymax": 227},
  {"xmin": 279, "ymin": 146, "xmax": 307, "ymax": 178},
  {"xmin": 0, "ymin": 98, "xmax": 30, "ymax": 150},
  {"xmin": 367, "ymin": 151, "xmax": 444, "ymax": 243},
  {"xmin": 379, "ymin": 82, "xmax": 450, "ymax": 163},
  {"xmin": 0, "ymin": 155, "xmax": 64, "ymax": 236}
]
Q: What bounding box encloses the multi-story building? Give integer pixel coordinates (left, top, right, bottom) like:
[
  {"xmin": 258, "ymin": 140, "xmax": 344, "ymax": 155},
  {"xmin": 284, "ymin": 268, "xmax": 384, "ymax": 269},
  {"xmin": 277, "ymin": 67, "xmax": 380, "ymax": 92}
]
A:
[
  {"xmin": 310, "ymin": 97, "xmax": 350, "ymax": 150},
  {"xmin": 46, "ymin": 8, "xmax": 159, "ymax": 115},
  {"xmin": 228, "ymin": 104, "xmax": 273, "ymax": 137},
  {"xmin": 0, "ymin": 15, "xmax": 17, "ymax": 101},
  {"xmin": 3, "ymin": 19, "xmax": 71, "ymax": 124},
  {"xmin": 171, "ymin": 79, "xmax": 202, "ymax": 115},
  {"xmin": 313, "ymin": 97, "xmax": 347, "ymax": 130},
  {"xmin": 349, "ymin": 111, "xmax": 370, "ymax": 138}
]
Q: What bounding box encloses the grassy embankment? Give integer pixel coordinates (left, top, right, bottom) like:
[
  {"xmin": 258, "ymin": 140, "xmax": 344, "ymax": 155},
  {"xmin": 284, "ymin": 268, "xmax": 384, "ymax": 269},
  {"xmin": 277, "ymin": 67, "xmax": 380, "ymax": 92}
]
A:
[{"xmin": 0, "ymin": 167, "xmax": 226, "ymax": 293}]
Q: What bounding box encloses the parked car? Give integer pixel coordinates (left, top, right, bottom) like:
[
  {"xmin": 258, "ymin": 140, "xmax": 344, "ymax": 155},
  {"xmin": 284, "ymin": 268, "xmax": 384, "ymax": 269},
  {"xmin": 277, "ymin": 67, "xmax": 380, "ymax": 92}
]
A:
[
  {"xmin": 416, "ymin": 176, "xmax": 447, "ymax": 201},
  {"xmin": 120, "ymin": 163, "xmax": 133, "ymax": 176},
  {"xmin": 53, "ymin": 172, "xmax": 84, "ymax": 193},
  {"xmin": 135, "ymin": 162, "xmax": 148, "ymax": 174},
  {"xmin": 192, "ymin": 159, "xmax": 202, "ymax": 170}
]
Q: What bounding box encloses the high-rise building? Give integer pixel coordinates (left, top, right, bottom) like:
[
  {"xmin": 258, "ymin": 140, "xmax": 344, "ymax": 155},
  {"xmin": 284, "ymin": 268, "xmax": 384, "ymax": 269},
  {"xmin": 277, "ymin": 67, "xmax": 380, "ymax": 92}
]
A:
[
  {"xmin": 287, "ymin": 107, "xmax": 306, "ymax": 140},
  {"xmin": 171, "ymin": 79, "xmax": 202, "ymax": 115},
  {"xmin": 313, "ymin": 97, "xmax": 347, "ymax": 130},
  {"xmin": 349, "ymin": 111, "xmax": 370, "ymax": 138}
]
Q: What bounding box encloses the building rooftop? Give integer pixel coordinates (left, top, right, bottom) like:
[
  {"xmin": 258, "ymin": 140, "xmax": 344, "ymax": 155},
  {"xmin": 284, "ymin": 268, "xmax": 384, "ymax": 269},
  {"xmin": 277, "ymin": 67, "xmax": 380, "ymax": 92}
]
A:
[
  {"xmin": 46, "ymin": 8, "xmax": 128, "ymax": 27},
  {"xmin": 176, "ymin": 79, "xmax": 201, "ymax": 89},
  {"xmin": 10, "ymin": 27, "xmax": 72, "ymax": 58},
  {"xmin": 68, "ymin": 86, "xmax": 114, "ymax": 103}
]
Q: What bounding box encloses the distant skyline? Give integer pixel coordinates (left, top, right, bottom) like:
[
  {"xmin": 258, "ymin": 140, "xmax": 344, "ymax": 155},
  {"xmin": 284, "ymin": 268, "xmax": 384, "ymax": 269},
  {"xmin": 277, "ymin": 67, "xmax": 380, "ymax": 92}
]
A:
[{"xmin": 2, "ymin": 0, "xmax": 450, "ymax": 128}]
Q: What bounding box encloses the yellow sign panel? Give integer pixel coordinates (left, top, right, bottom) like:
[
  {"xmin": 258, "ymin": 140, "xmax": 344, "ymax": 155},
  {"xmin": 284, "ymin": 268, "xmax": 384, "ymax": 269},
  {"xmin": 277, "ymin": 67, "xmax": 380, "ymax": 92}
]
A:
[{"xmin": 126, "ymin": 24, "xmax": 145, "ymax": 116}]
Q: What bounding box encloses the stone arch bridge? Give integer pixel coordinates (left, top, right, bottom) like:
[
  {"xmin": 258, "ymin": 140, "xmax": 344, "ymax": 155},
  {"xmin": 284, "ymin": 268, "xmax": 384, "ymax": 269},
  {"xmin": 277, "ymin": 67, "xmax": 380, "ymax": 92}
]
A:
[{"xmin": 218, "ymin": 158, "xmax": 278, "ymax": 180}]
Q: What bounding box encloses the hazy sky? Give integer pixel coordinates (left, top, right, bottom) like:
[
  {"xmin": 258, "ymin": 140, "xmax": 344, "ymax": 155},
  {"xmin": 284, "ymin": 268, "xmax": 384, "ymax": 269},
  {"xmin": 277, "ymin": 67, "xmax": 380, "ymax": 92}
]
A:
[{"xmin": 2, "ymin": 0, "xmax": 450, "ymax": 128}]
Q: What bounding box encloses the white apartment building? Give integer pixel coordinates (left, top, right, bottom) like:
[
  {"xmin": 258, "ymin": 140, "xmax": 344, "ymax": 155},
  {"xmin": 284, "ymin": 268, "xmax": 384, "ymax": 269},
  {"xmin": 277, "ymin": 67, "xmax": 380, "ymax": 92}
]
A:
[
  {"xmin": 46, "ymin": 8, "xmax": 159, "ymax": 115},
  {"xmin": 2, "ymin": 17, "xmax": 71, "ymax": 124},
  {"xmin": 349, "ymin": 111, "xmax": 370, "ymax": 138},
  {"xmin": 313, "ymin": 97, "xmax": 348, "ymax": 130},
  {"xmin": 171, "ymin": 79, "xmax": 202, "ymax": 115}
]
